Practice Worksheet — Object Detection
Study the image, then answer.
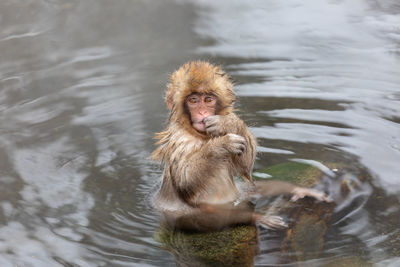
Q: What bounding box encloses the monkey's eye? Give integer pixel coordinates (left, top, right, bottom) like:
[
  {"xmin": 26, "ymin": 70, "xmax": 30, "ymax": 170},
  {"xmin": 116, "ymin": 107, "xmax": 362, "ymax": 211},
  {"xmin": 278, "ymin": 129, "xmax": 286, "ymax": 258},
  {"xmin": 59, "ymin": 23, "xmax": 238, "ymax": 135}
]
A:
[
  {"xmin": 187, "ymin": 96, "xmax": 199, "ymax": 105},
  {"xmin": 204, "ymin": 96, "xmax": 215, "ymax": 103}
]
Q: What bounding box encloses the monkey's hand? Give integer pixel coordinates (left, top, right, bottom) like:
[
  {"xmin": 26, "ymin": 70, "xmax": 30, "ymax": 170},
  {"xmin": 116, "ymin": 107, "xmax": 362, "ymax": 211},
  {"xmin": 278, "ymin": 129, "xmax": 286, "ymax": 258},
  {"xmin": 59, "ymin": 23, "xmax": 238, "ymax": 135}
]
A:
[
  {"xmin": 290, "ymin": 187, "xmax": 333, "ymax": 202},
  {"xmin": 255, "ymin": 214, "xmax": 287, "ymax": 229},
  {"xmin": 222, "ymin": 133, "xmax": 246, "ymax": 155},
  {"xmin": 204, "ymin": 114, "xmax": 239, "ymax": 137},
  {"xmin": 204, "ymin": 115, "xmax": 225, "ymax": 136}
]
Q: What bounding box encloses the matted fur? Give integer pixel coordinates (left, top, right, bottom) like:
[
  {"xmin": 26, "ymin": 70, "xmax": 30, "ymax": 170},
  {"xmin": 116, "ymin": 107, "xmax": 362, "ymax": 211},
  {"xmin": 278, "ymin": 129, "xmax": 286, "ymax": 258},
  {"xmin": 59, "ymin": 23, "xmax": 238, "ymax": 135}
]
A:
[
  {"xmin": 152, "ymin": 61, "xmax": 256, "ymax": 209},
  {"xmin": 167, "ymin": 61, "xmax": 234, "ymax": 125}
]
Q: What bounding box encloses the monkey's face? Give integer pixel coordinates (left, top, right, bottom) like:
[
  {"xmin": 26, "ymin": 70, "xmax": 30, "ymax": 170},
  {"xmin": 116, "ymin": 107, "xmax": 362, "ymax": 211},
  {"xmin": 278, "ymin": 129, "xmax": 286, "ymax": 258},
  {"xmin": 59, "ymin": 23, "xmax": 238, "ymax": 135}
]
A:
[{"xmin": 186, "ymin": 93, "xmax": 217, "ymax": 132}]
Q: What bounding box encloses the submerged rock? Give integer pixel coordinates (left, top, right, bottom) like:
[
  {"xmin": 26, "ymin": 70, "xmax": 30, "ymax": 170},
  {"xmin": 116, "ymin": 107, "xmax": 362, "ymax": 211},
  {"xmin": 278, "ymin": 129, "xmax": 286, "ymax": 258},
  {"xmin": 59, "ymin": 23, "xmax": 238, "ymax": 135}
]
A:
[
  {"xmin": 322, "ymin": 257, "xmax": 373, "ymax": 267},
  {"xmin": 255, "ymin": 161, "xmax": 335, "ymax": 263},
  {"xmin": 156, "ymin": 225, "xmax": 257, "ymax": 267},
  {"xmin": 280, "ymin": 197, "xmax": 334, "ymax": 263}
]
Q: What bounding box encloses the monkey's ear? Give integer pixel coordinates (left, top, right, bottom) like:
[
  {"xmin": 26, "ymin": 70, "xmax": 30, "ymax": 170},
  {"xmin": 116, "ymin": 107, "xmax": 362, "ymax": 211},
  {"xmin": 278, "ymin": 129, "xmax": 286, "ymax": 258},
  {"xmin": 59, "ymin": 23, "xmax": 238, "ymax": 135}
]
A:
[{"xmin": 165, "ymin": 89, "xmax": 174, "ymax": 110}]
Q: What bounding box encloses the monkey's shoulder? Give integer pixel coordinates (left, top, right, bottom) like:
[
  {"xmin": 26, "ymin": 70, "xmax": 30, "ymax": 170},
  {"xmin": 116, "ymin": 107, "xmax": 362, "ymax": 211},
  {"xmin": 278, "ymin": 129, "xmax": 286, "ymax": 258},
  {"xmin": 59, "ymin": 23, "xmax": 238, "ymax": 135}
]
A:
[{"xmin": 152, "ymin": 127, "xmax": 205, "ymax": 162}]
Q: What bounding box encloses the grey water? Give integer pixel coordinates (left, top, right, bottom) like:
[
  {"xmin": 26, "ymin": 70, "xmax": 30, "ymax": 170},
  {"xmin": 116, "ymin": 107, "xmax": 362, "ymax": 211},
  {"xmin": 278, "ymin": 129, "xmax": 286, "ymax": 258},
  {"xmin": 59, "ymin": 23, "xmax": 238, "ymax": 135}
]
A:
[{"xmin": 0, "ymin": 0, "xmax": 400, "ymax": 266}]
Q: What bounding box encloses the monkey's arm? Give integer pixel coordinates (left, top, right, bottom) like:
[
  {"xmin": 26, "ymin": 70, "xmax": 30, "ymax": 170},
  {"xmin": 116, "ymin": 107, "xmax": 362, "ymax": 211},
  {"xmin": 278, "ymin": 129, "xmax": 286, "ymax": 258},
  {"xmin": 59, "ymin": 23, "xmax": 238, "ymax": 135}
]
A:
[
  {"xmin": 171, "ymin": 204, "xmax": 256, "ymax": 231},
  {"xmin": 205, "ymin": 113, "xmax": 257, "ymax": 181},
  {"xmin": 250, "ymin": 180, "xmax": 332, "ymax": 202},
  {"xmin": 234, "ymin": 126, "xmax": 257, "ymax": 181},
  {"xmin": 169, "ymin": 203, "xmax": 286, "ymax": 231}
]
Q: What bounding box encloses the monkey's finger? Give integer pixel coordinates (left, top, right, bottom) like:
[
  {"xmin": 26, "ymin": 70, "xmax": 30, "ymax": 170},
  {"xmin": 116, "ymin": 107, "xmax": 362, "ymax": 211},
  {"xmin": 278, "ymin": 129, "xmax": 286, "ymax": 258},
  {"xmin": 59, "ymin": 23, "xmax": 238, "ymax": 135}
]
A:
[
  {"xmin": 290, "ymin": 192, "xmax": 308, "ymax": 202},
  {"xmin": 227, "ymin": 133, "xmax": 245, "ymax": 141},
  {"xmin": 308, "ymin": 190, "xmax": 331, "ymax": 202},
  {"xmin": 205, "ymin": 120, "xmax": 217, "ymax": 128},
  {"xmin": 232, "ymin": 137, "xmax": 247, "ymax": 147},
  {"xmin": 318, "ymin": 194, "xmax": 333, "ymax": 202},
  {"xmin": 206, "ymin": 126, "xmax": 219, "ymax": 134},
  {"xmin": 258, "ymin": 215, "xmax": 288, "ymax": 229},
  {"xmin": 291, "ymin": 188, "xmax": 333, "ymax": 203},
  {"xmin": 290, "ymin": 195, "xmax": 300, "ymax": 202},
  {"xmin": 204, "ymin": 115, "xmax": 219, "ymax": 121},
  {"xmin": 232, "ymin": 143, "xmax": 246, "ymax": 154},
  {"xmin": 204, "ymin": 115, "xmax": 219, "ymax": 126},
  {"xmin": 231, "ymin": 147, "xmax": 244, "ymax": 155}
]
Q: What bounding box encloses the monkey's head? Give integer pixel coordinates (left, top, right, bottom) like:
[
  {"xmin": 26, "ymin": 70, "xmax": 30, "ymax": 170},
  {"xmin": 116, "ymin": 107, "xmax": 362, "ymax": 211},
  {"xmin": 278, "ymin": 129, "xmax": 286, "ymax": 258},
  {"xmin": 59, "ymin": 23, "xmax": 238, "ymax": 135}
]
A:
[{"xmin": 165, "ymin": 61, "xmax": 235, "ymax": 134}]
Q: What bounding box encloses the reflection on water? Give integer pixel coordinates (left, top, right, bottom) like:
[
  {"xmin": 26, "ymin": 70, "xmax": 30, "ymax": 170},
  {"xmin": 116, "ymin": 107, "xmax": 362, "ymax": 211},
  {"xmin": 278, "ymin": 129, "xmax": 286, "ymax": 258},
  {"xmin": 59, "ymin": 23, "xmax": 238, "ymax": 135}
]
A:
[{"xmin": 0, "ymin": 0, "xmax": 400, "ymax": 266}]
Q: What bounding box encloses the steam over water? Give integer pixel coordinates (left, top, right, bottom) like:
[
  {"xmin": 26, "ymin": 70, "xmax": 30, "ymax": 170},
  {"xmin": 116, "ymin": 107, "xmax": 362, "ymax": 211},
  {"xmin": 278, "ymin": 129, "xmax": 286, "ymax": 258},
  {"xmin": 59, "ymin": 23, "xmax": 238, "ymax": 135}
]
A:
[{"xmin": 0, "ymin": 0, "xmax": 400, "ymax": 266}]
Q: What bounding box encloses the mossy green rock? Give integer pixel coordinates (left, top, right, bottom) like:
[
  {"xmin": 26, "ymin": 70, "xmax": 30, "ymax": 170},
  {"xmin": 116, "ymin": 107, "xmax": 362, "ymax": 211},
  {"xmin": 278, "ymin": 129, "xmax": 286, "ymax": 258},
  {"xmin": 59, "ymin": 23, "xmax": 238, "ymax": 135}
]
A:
[
  {"xmin": 322, "ymin": 257, "xmax": 373, "ymax": 267},
  {"xmin": 253, "ymin": 161, "xmax": 324, "ymax": 186},
  {"xmin": 156, "ymin": 225, "xmax": 257, "ymax": 267}
]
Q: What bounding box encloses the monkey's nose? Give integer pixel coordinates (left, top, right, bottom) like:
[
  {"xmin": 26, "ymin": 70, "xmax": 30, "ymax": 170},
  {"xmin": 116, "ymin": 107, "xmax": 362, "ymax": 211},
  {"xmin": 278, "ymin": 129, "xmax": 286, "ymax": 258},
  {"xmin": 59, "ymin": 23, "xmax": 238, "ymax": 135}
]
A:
[{"xmin": 199, "ymin": 110, "xmax": 208, "ymax": 116}]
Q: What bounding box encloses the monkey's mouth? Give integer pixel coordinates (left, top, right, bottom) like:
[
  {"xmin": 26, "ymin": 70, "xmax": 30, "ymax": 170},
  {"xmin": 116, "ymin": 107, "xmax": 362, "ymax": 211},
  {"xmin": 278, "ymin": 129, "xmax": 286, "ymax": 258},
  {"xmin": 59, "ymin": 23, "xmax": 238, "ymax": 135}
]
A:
[{"xmin": 192, "ymin": 119, "xmax": 206, "ymax": 132}]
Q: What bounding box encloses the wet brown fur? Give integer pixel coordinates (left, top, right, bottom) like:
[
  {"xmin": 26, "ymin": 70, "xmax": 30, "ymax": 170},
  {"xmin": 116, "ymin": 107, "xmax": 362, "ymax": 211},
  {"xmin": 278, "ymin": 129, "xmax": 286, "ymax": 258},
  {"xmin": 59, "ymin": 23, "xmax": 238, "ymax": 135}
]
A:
[{"xmin": 152, "ymin": 61, "xmax": 256, "ymax": 211}]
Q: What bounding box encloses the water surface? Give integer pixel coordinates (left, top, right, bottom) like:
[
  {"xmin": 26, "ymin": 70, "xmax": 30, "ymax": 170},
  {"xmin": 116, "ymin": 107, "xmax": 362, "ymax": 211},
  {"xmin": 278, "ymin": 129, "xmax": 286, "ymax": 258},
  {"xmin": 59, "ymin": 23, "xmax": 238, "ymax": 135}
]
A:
[{"xmin": 1, "ymin": 0, "xmax": 400, "ymax": 266}]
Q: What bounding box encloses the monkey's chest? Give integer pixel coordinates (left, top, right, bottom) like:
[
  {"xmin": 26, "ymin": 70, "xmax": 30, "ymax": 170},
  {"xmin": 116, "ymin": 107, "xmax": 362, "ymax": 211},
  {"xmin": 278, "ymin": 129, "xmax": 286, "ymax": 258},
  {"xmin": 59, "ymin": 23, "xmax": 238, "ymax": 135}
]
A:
[{"xmin": 198, "ymin": 174, "xmax": 239, "ymax": 205}]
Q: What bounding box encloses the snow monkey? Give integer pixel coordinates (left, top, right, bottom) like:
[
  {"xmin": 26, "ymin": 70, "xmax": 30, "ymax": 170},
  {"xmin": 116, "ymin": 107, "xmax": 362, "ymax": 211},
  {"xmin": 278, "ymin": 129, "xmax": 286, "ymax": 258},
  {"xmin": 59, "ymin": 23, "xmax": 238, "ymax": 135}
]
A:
[{"xmin": 152, "ymin": 61, "xmax": 331, "ymax": 231}]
